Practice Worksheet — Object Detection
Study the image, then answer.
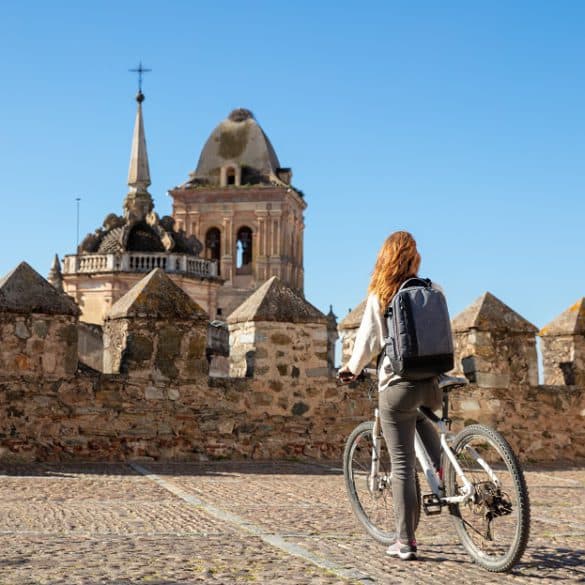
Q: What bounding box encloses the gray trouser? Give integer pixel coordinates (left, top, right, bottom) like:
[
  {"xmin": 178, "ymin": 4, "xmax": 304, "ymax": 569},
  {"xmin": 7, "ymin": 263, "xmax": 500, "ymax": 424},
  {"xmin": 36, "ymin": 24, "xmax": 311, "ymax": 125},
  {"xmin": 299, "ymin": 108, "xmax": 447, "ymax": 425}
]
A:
[{"xmin": 378, "ymin": 378, "xmax": 442, "ymax": 543}]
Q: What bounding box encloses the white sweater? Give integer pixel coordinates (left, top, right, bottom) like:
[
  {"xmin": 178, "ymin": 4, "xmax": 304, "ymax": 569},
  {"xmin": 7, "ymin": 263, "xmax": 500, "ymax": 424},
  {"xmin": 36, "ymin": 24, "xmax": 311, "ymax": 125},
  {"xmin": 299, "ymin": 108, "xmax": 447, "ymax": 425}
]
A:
[{"xmin": 347, "ymin": 293, "xmax": 400, "ymax": 390}]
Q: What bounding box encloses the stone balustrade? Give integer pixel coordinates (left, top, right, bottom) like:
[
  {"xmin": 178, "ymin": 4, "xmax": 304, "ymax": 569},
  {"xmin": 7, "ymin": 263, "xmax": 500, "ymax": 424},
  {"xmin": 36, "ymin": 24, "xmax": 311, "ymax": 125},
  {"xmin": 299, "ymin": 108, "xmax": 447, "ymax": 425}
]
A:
[{"xmin": 63, "ymin": 252, "xmax": 218, "ymax": 278}]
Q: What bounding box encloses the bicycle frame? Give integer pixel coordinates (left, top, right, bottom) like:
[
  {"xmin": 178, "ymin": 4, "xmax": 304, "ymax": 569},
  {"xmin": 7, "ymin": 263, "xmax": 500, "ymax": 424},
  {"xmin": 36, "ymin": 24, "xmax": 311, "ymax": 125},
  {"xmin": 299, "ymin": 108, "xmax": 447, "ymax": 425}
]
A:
[{"xmin": 370, "ymin": 408, "xmax": 500, "ymax": 506}]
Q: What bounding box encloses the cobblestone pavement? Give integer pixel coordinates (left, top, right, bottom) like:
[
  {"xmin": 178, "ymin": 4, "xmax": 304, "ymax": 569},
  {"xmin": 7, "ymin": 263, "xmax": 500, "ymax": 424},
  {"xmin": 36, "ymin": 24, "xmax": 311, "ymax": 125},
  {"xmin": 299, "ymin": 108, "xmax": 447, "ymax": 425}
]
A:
[{"xmin": 0, "ymin": 461, "xmax": 583, "ymax": 584}]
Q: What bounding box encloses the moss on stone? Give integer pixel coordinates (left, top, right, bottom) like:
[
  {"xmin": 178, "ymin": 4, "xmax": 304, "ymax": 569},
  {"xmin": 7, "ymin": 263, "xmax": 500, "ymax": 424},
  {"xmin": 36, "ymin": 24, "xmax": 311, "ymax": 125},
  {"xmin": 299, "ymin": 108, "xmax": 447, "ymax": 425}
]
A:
[
  {"xmin": 126, "ymin": 334, "xmax": 153, "ymax": 362},
  {"xmin": 271, "ymin": 333, "xmax": 292, "ymax": 345},
  {"xmin": 218, "ymin": 125, "xmax": 249, "ymax": 159}
]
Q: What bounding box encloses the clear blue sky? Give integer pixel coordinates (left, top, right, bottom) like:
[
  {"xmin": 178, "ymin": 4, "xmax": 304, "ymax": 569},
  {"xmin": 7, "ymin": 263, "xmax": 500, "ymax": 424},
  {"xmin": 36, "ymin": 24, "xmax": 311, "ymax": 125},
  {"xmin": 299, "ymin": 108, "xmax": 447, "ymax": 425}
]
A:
[{"xmin": 0, "ymin": 1, "xmax": 583, "ymax": 328}]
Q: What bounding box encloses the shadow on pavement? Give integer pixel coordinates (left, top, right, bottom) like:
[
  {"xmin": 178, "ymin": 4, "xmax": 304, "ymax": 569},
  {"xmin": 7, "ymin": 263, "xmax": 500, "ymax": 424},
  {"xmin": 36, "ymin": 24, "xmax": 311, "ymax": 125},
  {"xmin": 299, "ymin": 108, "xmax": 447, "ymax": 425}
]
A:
[
  {"xmin": 0, "ymin": 460, "xmax": 343, "ymax": 478},
  {"xmin": 515, "ymin": 546, "xmax": 585, "ymax": 578}
]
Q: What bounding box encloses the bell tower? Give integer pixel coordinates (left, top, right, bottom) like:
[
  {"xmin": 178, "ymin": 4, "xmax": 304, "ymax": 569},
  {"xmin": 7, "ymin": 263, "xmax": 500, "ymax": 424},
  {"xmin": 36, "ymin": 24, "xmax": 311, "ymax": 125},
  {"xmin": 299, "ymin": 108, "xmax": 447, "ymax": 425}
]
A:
[{"xmin": 169, "ymin": 108, "xmax": 306, "ymax": 316}]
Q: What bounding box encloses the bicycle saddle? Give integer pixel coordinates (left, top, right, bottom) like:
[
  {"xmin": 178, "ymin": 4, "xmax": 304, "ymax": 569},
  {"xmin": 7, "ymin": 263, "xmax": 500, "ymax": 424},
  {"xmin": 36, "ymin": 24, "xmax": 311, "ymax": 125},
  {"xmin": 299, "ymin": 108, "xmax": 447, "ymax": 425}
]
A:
[{"xmin": 438, "ymin": 374, "xmax": 468, "ymax": 391}]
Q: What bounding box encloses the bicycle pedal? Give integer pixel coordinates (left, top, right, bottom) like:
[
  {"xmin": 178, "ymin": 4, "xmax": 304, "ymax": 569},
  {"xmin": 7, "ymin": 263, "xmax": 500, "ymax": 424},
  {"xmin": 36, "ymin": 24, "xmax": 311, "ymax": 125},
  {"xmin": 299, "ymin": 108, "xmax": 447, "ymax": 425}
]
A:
[{"xmin": 422, "ymin": 493, "xmax": 443, "ymax": 516}]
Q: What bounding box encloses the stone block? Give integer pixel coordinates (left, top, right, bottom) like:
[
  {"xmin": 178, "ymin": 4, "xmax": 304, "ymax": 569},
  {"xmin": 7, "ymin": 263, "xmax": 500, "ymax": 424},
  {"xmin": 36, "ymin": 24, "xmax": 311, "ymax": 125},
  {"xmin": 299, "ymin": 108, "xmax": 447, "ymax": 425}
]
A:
[
  {"xmin": 32, "ymin": 319, "xmax": 48, "ymax": 339},
  {"xmin": 292, "ymin": 401, "xmax": 309, "ymax": 416},
  {"xmin": 460, "ymin": 399, "xmax": 481, "ymax": 412},
  {"xmin": 271, "ymin": 333, "xmax": 292, "ymax": 345},
  {"xmin": 15, "ymin": 321, "xmax": 30, "ymax": 340},
  {"xmin": 145, "ymin": 386, "xmax": 164, "ymax": 400},
  {"xmin": 126, "ymin": 334, "xmax": 154, "ymax": 362},
  {"xmin": 306, "ymin": 367, "xmax": 329, "ymax": 378},
  {"xmin": 475, "ymin": 372, "xmax": 510, "ymax": 388},
  {"xmin": 41, "ymin": 352, "xmax": 57, "ymax": 374}
]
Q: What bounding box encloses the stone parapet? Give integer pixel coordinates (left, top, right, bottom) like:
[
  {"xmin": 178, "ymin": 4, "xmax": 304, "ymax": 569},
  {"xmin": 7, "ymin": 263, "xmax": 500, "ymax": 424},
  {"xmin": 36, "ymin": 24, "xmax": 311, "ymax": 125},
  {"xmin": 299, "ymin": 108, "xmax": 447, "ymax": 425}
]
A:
[{"xmin": 0, "ymin": 371, "xmax": 582, "ymax": 463}]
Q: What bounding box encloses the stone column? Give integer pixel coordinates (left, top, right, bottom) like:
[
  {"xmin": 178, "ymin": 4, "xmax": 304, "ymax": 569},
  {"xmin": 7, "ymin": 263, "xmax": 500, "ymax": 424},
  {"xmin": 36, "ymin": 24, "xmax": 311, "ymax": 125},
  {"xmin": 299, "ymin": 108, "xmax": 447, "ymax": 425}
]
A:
[
  {"xmin": 540, "ymin": 298, "xmax": 585, "ymax": 386},
  {"xmin": 190, "ymin": 209, "xmax": 201, "ymax": 240},
  {"xmin": 221, "ymin": 215, "xmax": 233, "ymax": 283}
]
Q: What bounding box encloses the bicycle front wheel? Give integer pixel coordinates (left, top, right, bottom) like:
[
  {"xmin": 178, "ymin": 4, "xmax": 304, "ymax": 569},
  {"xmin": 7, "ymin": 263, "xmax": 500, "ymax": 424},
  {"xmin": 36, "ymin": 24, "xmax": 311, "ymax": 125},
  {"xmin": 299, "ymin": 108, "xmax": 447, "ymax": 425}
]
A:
[
  {"xmin": 343, "ymin": 420, "xmax": 421, "ymax": 545},
  {"xmin": 444, "ymin": 424, "xmax": 530, "ymax": 572}
]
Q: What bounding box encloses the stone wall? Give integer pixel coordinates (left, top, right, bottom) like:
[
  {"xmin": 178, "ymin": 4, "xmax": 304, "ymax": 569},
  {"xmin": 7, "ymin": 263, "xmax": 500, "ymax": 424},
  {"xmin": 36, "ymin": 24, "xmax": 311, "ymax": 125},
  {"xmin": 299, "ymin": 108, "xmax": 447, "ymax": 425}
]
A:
[
  {"xmin": 448, "ymin": 384, "xmax": 585, "ymax": 462},
  {"xmin": 0, "ymin": 368, "xmax": 583, "ymax": 463}
]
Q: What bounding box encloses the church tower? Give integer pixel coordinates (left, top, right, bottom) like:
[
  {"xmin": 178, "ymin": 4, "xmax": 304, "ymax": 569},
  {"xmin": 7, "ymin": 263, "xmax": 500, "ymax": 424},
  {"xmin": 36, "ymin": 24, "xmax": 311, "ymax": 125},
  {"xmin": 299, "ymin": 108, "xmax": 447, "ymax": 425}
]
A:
[
  {"xmin": 169, "ymin": 108, "xmax": 306, "ymax": 317},
  {"xmin": 61, "ymin": 90, "xmax": 220, "ymax": 324}
]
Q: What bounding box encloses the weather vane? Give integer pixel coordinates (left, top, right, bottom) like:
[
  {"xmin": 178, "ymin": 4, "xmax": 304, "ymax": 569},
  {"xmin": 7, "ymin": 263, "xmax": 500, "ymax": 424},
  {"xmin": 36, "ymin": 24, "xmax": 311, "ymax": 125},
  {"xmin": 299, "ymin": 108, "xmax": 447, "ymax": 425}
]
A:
[{"xmin": 129, "ymin": 61, "xmax": 152, "ymax": 93}]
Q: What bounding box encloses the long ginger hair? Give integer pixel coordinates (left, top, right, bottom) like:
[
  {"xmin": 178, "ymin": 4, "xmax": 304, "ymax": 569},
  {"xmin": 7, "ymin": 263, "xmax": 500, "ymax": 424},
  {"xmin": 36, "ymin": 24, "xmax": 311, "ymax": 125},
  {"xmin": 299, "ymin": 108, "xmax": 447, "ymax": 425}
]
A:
[{"xmin": 368, "ymin": 231, "xmax": 421, "ymax": 308}]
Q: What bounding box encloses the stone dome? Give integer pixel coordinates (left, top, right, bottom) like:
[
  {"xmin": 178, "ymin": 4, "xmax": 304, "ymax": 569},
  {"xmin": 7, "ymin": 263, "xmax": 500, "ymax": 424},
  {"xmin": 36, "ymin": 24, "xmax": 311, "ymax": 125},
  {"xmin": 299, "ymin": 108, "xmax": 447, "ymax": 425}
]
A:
[{"xmin": 189, "ymin": 109, "xmax": 283, "ymax": 186}]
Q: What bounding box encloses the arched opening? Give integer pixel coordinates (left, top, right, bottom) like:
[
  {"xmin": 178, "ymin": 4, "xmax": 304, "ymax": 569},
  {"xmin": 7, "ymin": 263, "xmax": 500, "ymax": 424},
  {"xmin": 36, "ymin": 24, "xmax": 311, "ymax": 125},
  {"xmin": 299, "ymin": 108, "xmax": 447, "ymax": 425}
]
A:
[
  {"xmin": 226, "ymin": 167, "xmax": 236, "ymax": 186},
  {"xmin": 236, "ymin": 226, "xmax": 253, "ymax": 274},
  {"xmin": 205, "ymin": 227, "xmax": 221, "ymax": 275}
]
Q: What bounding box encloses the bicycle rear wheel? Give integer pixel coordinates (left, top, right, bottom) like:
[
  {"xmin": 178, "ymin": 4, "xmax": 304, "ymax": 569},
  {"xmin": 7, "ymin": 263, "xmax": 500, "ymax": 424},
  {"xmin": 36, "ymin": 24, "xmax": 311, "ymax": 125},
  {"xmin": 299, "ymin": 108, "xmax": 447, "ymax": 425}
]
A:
[
  {"xmin": 444, "ymin": 424, "xmax": 530, "ymax": 572},
  {"xmin": 343, "ymin": 420, "xmax": 421, "ymax": 545}
]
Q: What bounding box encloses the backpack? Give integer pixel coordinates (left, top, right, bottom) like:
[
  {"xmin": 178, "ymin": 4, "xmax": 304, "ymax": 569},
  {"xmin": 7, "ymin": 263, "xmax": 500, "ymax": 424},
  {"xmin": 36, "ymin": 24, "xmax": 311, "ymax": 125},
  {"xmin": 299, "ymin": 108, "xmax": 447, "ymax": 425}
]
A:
[{"xmin": 383, "ymin": 277, "xmax": 454, "ymax": 380}]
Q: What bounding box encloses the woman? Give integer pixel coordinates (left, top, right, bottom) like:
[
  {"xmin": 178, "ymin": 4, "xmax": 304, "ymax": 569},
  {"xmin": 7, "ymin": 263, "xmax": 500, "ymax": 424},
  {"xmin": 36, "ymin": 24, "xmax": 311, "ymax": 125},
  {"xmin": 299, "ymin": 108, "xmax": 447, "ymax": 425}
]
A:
[{"xmin": 338, "ymin": 230, "xmax": 442, "ymax": 561}]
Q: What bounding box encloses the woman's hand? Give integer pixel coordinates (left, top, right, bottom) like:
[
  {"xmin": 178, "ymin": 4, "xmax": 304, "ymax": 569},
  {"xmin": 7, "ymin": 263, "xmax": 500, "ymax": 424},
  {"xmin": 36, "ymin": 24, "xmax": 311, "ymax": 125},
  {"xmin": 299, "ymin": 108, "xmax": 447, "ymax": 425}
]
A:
[{"xmin": 337, "ymin": 365, "xmax": 357, "ymax": 384}]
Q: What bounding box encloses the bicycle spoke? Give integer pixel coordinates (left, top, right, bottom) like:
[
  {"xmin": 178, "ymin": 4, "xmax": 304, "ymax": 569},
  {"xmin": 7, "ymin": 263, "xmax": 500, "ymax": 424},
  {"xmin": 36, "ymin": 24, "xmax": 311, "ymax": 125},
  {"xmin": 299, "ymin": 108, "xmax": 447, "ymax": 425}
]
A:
[
  {"xmin": 343, "ymin": 422, "xmax": 401, "ymax": 544},
  {"xmin": 445, "ymin": 424, "xmax": 530, "ymax": 572}
]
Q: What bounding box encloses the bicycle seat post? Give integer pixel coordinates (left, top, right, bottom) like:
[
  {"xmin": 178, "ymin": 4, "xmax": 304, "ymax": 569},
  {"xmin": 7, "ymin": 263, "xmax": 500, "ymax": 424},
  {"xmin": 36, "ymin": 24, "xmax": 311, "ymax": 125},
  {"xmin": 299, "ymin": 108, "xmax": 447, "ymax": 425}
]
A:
[{"xmin": 441, "ymin": 389, "xmax": 452, "ymax": 430}]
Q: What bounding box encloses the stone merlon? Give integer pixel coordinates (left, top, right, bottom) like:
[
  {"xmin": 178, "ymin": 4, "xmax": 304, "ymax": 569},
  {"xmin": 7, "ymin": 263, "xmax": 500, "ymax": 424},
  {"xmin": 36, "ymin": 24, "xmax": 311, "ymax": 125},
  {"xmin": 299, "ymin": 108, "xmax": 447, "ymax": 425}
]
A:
[
  {"xmin": 338, "ymin": 299, "xmax": 367, "ymax": 331},
  {"xmin": 106, "ymin": 268, "xmax": 208, "ymax": 321},
  {"xmin": 0, "ymin": 262, "xmax": 79, "ymax": 316},
  {"xmin": 451, "ymin": 292, "xmax": 537, "ymax": 334},
  {"xmin": 540, "ymin": 298, "xmax": 585, "ymax": 337},
  {"xmin": 227, "ymin": 276, "xmax": 326, "ymax": 325}
]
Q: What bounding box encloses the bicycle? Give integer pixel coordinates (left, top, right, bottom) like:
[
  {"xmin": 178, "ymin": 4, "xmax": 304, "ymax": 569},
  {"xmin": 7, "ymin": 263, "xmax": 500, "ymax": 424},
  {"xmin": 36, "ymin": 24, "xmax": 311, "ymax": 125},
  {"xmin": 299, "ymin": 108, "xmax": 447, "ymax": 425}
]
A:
[{"xmin": 341, "ymin": 369, "xmax": 530, "ymax": 572}]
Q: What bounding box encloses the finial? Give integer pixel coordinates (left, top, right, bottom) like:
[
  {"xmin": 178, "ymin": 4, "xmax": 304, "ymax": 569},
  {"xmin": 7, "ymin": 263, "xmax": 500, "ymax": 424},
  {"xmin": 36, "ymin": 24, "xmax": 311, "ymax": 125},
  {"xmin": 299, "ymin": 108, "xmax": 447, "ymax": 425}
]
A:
[
  {"xmin": 125, "ymin": 67, "xmax": 153, "ymax": 217},
  {"xmin": 129, "ymin": 61, "xmax": 151, "ymax": 94},
  {"xmin": 326, "ymin": 304, "xmax": 338, "ymax": 330}
]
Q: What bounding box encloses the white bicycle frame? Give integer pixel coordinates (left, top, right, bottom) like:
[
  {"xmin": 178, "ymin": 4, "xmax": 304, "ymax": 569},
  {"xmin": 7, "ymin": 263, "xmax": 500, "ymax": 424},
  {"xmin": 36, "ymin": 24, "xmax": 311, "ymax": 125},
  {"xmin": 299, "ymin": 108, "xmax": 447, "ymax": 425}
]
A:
[{"xmin": 370, "ymin": 407, "xmax": 501, "ymax": 506}]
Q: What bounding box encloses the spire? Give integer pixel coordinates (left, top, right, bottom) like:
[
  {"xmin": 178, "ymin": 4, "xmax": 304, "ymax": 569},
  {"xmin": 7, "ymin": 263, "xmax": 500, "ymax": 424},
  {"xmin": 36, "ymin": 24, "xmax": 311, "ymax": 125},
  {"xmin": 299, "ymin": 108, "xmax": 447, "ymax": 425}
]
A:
[
  {"xmin": 326, "ymin": 304, "xmax": 338, "ymax": 331},
  {"xmin": 124, "ymin": 90, "xmax": 154, "ymax": 222},
  {"xmin": 47, "ymin": 254, "xmax": 64, "ymax": 293},
  {"xmin": 127, "ymin": 91, "xmax": 151, "ymax": 195}
]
